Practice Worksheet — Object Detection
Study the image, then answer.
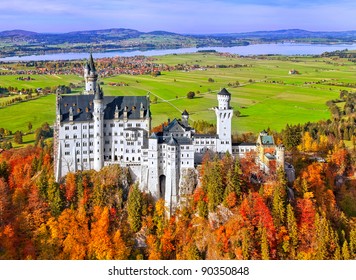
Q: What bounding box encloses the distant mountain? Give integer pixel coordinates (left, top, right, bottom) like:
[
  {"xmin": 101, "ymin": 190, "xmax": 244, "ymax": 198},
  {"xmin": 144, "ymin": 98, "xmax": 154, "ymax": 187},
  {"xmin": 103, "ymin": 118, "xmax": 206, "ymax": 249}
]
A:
[
  {"xmin": 1, "ymin": 28, "xmax": 356, "ymax": 58},
  {"xmin": 204, "ymin": 29, "xmax": 356, "ymax": 40},
  {"xmin": 1, "ymin": 27, "xmax": 356, "ymax": 42},
  {"xmin": 0, "ymin": 29, "xmax": 38, "ymax": 37}
]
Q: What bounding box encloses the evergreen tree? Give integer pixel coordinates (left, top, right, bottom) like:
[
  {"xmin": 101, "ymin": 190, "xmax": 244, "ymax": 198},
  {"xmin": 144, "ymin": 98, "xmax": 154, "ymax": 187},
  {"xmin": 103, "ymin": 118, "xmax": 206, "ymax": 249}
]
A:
[
  {"xmin": 261, "ymin": 227, "xmax": 270, "ymax": 260},
  {"xmin": 47, "ymin": 177, "xmax": 63, "ymax": 217},
  {"xmin": 272, "ymin": 170, "xmax": 287, "ymax": 227},
  {"xmin": 127, "ymin": 184, "xmax": 143, "ymax": 233},
  {"xmin": 286, "ymin": 204, "xmax": 298, "ymax": 259},
  {"xmin": 206, "ymin": 157, "xmax": 224, "ymax": 211},
  {"xmin": 342, "ymin": 240, "xmax": 350, "ymax": 260},
  {"xmin": 350, "ymin": 228, "xmax": 356, "ymax": 259}
]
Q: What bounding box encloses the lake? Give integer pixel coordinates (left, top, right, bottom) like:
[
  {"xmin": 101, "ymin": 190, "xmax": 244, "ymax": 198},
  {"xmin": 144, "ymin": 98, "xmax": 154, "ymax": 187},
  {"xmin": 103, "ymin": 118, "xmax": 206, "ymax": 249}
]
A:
[{"xmin": 1, "ymin": 43, "xmax": 356, "ymax": 61}]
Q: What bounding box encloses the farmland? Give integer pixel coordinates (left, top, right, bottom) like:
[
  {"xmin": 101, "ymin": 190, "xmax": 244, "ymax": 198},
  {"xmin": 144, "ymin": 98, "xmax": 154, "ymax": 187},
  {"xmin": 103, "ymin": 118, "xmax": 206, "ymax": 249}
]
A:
[{"xmin": 1, "ymin": 52, "xmax": 355, "ymax": 145}]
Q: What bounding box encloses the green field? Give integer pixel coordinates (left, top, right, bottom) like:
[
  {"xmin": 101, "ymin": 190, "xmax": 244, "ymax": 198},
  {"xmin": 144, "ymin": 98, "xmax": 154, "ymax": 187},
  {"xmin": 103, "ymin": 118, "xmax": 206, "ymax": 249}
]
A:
[
  {"xmin": 0, "ymin": 74, "xmax": 82, "ymax": 89},
  {"xmin": 1, "ymin": 53, "xmax": 355, "ymax": 140}
]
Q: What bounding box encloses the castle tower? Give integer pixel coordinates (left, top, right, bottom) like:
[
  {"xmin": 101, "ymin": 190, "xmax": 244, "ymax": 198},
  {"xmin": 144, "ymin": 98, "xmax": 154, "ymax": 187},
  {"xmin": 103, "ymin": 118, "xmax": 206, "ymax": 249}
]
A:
[
  {"xmin": 166, "ymin": 135, "xmax": 179, "ymax": 215},
  {"xmin": 147, "ymin": 133, "xmax": 159, "ymax": 198},
  {"xmin": 181, "ymin": 109, "xmax": 189, "ymax": 127},
  {"xmin": 276, "ymin": 144, "xmax": 285, "ymax": 170},
  {"xmin": 84, "ymin": 53, "xmax": 98, "ymax": 94},
  {"xmin": 93, "ymin": 84, "xmax": 104, "ymax": 171},
  {"xmin": 214, "ymin": 88, "xmax": 233, "ymax": 153}
]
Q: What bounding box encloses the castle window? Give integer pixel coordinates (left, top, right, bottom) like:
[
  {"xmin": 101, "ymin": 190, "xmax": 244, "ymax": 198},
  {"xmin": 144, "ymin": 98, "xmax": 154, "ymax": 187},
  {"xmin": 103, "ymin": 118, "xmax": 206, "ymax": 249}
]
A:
[
  {"xmin": 110, "ymin": 123, "xmax": 114, "ymax": 127},
  {"xmin": 132, "ymin": 157, "xmax": 135, "ymax": 161},
  {"xmin": 138, "ymin": 157, "xmax": 140, "ymax": 161},
  {"xmin": 77, "ymin": 159, "xmax": 80, "ymax": 162},
  {"xmin": 74, "ymin": 135, "xmax": 77, "ymax": 139},
  {"xmin": 65, "ymin": 126, "xmax": 69, "ymax": 130},
  {"xmin": 90, "ymin": 134, "xmax": 94, "ymax": 138},
  {"xmin": 76, "ymin": 150, "xmax": 80, "ymax": 155},
  {"xmin": 105, "ymin": 140, "xmax": 110, "ymax": 145},
  {"xmin": 83, "ymin": 158, "xmax": 87, "ymax": 162},
  {"xmin": 90, "ymin": 142, "xmax": 93, "ymax": 146},
  {"xmin": 119, "ymin": 124, "xmax": 123, "ymax": 127},
  {"xmin": 73, "ymin": 126, "xmax": 77, "ymax": 130},
  {"xmin": 89, "ymin": 125, "xmax": 94, "ymax": 129},
  {"xmin": 65, "ymin": 143, "xmax": 70, "ymax": 148},
  {"xmin": 114, "ymin": 140, "xmax": 118, "ymax": 144},
  {"xmin": 114, "ymin": 132, "xmax": 118, "ymax": 136},
  {"xmin": 90, "ymin": 150, "xmax": 93, "ymax": 154},
  {"xmin": 136, "ymin": 123, "xmax": 141, "ymax": 127},
  {"xmin": 120, "ymin": 140, "xmax": 123, "ymax": 144},
  {"xmin": 83, "ymin": 151, "xmax": 87, "ymax": 154},
  {"xmin": 127, "ymin": 123, "xmax": 132, "ymax": 127},
  {"xmin": 76, "ymin": 142, "xmax": 80, "ymax": 147},
  {"xmin": 83, "ymin": 125, "xmax": 87, "ymax": 129},
  {"xmin": 83, "ymin": 134, "xmax": 87, "ymax": 138},
  {"xmin": 104, "ymin": 124, "xmax": 106, "ymax": 128},
  {"xmin": 65, "ymin": 152, "xmax": 70, "ymax": 155},
  {"xmin": 65, "ymin": 135, "xmax": 69, "ymax": 139},
  {"xmin": 90, "ymin": 158, "xmax": 94, "ymax": 161}
]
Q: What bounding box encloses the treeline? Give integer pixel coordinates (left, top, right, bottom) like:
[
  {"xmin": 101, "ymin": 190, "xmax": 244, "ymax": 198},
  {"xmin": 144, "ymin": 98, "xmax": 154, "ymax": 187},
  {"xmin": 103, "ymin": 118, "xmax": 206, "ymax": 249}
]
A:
[{"xmin": 1, "ymin": 134, "xmax": 355, "ymax": 259}]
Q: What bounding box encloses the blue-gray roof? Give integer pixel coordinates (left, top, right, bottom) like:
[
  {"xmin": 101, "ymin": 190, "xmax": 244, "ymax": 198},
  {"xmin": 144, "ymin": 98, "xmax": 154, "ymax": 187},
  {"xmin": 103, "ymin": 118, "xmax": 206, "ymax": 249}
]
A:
[
  {"xmin": 58, "ymin": 94, "xmax": 149, "ymax": 122},
  {"xmin": 218, "ymin": 88, "xmax": 231, "ymax": 96},
  {"xmin": 260, "ymin": 135, "xmax": 274, "ymax": 145}
]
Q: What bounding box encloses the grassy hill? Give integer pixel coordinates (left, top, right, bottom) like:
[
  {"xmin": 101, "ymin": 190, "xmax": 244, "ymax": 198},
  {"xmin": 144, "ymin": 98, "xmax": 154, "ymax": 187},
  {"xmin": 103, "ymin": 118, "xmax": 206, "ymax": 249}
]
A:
[{"xmin": 1, "ymin": 52, "xmax": 355, "ymax": 143}]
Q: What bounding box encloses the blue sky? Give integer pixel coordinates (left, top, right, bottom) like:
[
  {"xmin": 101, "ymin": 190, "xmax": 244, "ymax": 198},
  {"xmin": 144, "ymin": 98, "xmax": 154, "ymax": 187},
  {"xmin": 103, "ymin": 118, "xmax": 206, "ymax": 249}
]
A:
[{"xmin": 1, "ymin": 0, "xmax": 356, "ymax": 33}]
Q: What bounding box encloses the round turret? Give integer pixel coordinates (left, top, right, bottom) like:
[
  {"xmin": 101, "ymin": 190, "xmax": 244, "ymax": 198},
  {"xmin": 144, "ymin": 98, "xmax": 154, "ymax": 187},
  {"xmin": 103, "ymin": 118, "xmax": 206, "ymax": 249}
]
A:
[
  {"xmin": 217, "ymin": 88, "xmax": 231, "ymax": 110},
  {"xmin": 276, "ymin": 144, "xmax": 285, "ymax": 170},
  {"xmin": 181, "ymin": 109, "xmax": 189, "ymax": 126}
]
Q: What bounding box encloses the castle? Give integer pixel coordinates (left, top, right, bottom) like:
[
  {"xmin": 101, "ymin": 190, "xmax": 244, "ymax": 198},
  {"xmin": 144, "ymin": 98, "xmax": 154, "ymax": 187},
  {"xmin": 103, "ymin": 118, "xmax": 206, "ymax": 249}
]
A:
[{"xmin": 54, "ymin": 55, "xmax": 287, "ymax": 213}]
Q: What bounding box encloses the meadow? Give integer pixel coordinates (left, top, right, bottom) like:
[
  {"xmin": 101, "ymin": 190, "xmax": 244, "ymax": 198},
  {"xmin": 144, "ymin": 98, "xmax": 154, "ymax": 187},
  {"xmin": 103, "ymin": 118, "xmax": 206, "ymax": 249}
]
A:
[
  {"xmin": 1, "ymin": 52, "xmax": 355, "ymax": 144},
  {"xmin": 101, "ymin": 53, "xmax": 354, "ymax": 132}
]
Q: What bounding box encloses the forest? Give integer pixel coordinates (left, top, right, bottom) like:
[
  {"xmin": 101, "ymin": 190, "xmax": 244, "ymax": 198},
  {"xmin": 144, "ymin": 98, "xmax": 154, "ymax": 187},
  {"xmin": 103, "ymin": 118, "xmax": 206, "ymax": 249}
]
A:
[{"xmin": 0, "ymin": 90, "xmax": 355, "ymax": 260}]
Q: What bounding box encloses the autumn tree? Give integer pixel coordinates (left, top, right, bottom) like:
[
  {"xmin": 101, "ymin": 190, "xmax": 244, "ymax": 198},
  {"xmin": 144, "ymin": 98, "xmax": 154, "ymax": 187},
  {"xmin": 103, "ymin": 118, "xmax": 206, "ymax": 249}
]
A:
[{"xmin": 88, "ymin": 207, "xmax": 113, "ymax": 260}]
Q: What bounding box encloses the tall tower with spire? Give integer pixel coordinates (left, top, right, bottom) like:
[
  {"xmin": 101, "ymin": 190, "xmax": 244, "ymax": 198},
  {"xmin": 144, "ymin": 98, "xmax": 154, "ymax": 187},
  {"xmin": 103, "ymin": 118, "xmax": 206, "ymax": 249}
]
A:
[
  {"xmin": 214, "ymin": 88, "xmax": 233, "ymax": 154},
  {"xmin": 84, "ymin": 53, "xmax": 98, "ymax": 94},
  {"xmin": 93, "ymin": 84, "xmax": 104, "ymax": 171}
]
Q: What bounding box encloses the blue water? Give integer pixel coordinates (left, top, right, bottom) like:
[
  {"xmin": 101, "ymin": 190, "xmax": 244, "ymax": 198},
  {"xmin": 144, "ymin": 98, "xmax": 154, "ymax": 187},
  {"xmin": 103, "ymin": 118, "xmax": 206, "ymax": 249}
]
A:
[{"xmin": 1, "ymin": 43, "xmax": 356, "ymax": 61}]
